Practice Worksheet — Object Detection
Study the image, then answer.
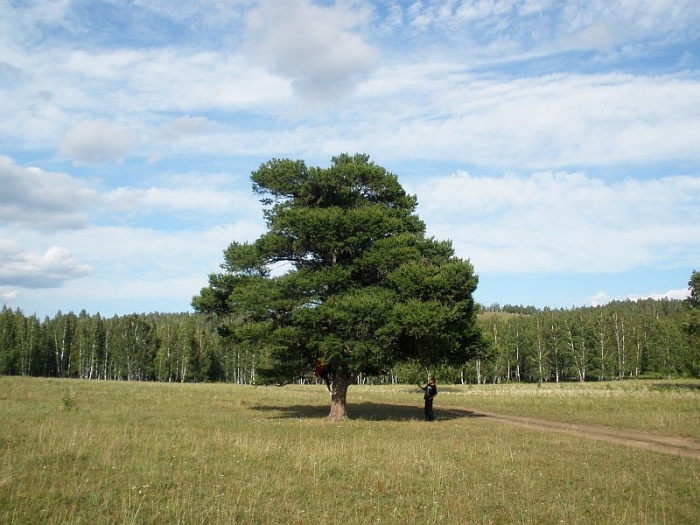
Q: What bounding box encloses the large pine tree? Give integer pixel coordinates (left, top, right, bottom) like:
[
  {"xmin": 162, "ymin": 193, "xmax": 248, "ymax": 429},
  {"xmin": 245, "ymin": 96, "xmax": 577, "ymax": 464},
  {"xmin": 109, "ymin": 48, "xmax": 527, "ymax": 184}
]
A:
[{"xmin": 193, "ymin": 154, "xmax": 482, "ymax": 420}]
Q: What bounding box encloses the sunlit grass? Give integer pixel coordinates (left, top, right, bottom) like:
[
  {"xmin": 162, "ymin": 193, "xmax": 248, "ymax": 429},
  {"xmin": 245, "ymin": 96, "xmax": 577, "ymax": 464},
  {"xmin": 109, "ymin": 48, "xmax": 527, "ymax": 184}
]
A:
[
  {"xmin": 1, "ymin": 377, "xmax": 698, "ymax": 524},
  {"xmin": 434, "ymin": 380, "xmax": 700, "ymax": 440}
]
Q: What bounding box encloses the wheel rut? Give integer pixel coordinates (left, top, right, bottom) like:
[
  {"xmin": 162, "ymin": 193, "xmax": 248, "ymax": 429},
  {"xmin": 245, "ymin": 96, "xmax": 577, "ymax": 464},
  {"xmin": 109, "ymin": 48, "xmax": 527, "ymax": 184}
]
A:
[{"xmin": 442, "ymin": 407, "xmax": 700, "ymax": 459}]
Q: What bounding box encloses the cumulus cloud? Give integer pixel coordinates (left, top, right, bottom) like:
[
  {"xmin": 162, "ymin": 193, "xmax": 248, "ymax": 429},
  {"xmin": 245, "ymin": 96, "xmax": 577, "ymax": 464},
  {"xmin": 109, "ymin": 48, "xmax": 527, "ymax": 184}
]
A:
[
  {"xmin": 0, "ymin": 241, "xmax": 91, "ymax": 289},
  {"xmin": 588, "ymin": 291, "xmax": 614, "ymax": 307},
  {"xmin": 628, "ymin": 289, "xmax": 691, "ymax": 302},
  {"xmin": 59, "ymin": 120, "xmax": 139, "ymax": 165},
  {"xmin": 30, "ymin": 222, "xmax": 266, "ymax": 294},
  {"xmin": 589, "ymin": 287, "xmax": 690, "ymax": 306},
  {"xmin": 409, "ymin": 170, "xmax": 700, "ymax": 274},
  {"xmin": 246, "ymin": 0, "xmax": 376, "ymax": 101},
  {"xmin": 0, "ymin": 156, "xmax": 94, "ymax": 231}
]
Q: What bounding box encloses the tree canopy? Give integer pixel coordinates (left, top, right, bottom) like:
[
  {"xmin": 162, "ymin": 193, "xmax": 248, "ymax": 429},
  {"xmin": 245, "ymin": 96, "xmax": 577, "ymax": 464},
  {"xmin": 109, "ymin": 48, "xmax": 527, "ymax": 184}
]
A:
[{"xmin": 193, "ymin": 153, "xmax": 482, "ymax": 420}]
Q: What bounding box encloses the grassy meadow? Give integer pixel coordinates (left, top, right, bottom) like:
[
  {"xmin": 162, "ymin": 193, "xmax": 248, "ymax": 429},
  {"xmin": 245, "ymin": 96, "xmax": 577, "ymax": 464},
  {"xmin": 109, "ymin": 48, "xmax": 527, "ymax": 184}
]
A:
[{"xmin": 1, "ymin": 377, "xmax": 698, "ymax": 524}]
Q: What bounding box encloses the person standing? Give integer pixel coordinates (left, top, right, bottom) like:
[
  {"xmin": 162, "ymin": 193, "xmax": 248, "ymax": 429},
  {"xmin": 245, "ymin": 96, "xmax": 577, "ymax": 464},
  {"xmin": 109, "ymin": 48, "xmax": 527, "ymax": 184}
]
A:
[{"xmin": 418, "ymin": 377, "xmax": 438, "ymax": 421}]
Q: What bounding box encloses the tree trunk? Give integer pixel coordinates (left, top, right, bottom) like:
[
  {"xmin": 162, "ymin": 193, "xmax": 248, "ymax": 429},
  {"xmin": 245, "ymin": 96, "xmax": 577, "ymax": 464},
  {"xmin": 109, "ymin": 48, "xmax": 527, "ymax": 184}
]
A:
[{"xmin": 328, "ymin": 370, "xmax": 352, "ymax": 421}]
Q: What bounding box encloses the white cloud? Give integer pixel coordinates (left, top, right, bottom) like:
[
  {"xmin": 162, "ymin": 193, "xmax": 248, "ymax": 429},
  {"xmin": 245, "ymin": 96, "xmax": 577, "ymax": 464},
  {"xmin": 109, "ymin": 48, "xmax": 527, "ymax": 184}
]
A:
[
  {"xmin": 103, "ymin": 67, "xmax": 700, "ymax": 167},
  {"xmin": 3, "ymin": 2, "xmax": 698, "ymax": 168},
  {"xmin": 0, "ymin": 216, "xmax": 264, "ymax": 313},
  {"xmin": 158, "ymin": 116, "xmax": 218, "ymax": 139},
  {"xmin": 129, "ymin": 0, "xmax": 248, "ymax": 27},
  {"xmin": 588, "ymin": 287, "xmax": 690, "ymax": 307},
  {"xmin": 1, "ymin": 289, "xmax": 19, "ymax": 302},
  {"xmin": 559, "ymin": 21, "xmax": 619, "ymax": 51},
  {"xmin": 0, "ymin": 1, "xmax": 697, "ymax": 316},
  {"xmin": 0, "ymin": 151, "xmax": 263, "ymax": 232},
  {"xmin": 561, "ymin": 0, "xmax": 700, "ymax": 37},
  {"xmin": 4, "ymin": 221, "xmax": 264, "ymax": 312},
  {"xmin": 587, "ymin": 291, "xmax": 613, "ymax": 307},
  {"xmin": 150, "ymin": 116, "xmax": 226, "ymax": 161},
  {"xmin": 36, "ymin": 221, "xmax": 265, "ymax": 281},
  {"xmin": 246, "ymin": 0, "xmax": 376, "ymax": 101},
  {"xmin": 9, "ymin": 273, "xmax": 208, "ymax": 317},
  {"xmin": 103, "ymin": 183, "xmax": 259, "ymax": 217},
  {"xmin": 0, "ymin": 156, "xmax": 94, "ymax": 231},
  {"xmin": 0, "ymin": 61, "xmax": 23, "ymax": 86},
  {"xmin": 352, "ymin": 70, "xmax": 700, "ymax": 168},
  {"xmin": 59, "ymin": 120, "xmax": 139, "ymax": 165},
  {"xmin": 396, "ymin": 0, "xmax": 700, "ymax": 56},
  {"xmin": 100, "ymin": 50, "xmax": 290, "ymax": 112},
  {"xmin": 0, "ymin": 242, "xmax": 91, "ymax": 289},
  {"xmin": 628, "ymin": 288, "xmax": 691, "ymax": 302},
  {"xmin": 0, "ymin": 0, "xmax": 74, "ymax": 47},
  {"xmin": 0, "ymin": 47, "xmax": 290, "ymax": 155},
  {"xmin": 409, "ymin": 170, "xmax": 700, "ymax": 274}
]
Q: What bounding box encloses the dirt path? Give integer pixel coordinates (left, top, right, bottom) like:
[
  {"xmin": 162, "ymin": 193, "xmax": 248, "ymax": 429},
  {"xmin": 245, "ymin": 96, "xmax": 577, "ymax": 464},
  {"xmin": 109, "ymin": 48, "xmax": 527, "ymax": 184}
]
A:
[{"xmin": 443, "ymin": 407, "xmax": 700, "ymax": 459}]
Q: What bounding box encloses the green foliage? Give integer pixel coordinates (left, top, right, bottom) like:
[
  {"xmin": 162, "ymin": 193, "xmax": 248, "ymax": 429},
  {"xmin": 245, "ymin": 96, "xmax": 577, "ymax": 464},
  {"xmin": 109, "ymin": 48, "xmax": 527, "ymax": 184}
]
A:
[
  {"xmin": 0, "ymin": 308, "xmax": 237, "ymax": 383},
  {"xmin": 474, "ymin": 297, "xmax": 697, "ymax": 384},
  {"xmin": 685, "ymin": 270, "xmax": 700, "ymax": 376},
  {"xmin": 61, "ymin": 392, "xmax": 76, "ymax": 411},
  {"xmin": 1, "ymin": 271, "xmax": 698, "ymax": 386},
  {"xmin": 193, "ymin": 154, "xmax": 482, "ymax": 396}
]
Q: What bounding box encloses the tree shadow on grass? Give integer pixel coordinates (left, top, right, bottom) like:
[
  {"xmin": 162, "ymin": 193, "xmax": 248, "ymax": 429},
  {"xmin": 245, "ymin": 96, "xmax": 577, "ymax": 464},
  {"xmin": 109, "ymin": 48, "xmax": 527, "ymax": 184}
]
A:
[{"xmin": 251, "ymin": 402, "xmax": 487, "ymax": 422}]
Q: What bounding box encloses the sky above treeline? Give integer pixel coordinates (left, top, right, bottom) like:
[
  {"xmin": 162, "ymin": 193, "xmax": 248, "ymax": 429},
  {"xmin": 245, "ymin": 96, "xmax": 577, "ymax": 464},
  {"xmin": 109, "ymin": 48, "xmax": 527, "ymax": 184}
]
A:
[{"xmin": 1, "ymin": 0, "xmax": 699, "ymax": 318}]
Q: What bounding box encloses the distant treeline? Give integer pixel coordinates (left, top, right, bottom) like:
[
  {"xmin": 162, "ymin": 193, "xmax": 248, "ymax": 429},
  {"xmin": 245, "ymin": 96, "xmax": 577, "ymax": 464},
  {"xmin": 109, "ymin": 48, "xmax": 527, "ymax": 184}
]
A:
[
  {"xmin": 475, "ymin": 299, "xmax": 697, "ymax": 383},
  {"xmin": 0, "ymin": 311, "xmax": 242, "ymax": 383},
  {"xmin": 1, "ymin": 298, "xmax": 698, "ymax": 384}
]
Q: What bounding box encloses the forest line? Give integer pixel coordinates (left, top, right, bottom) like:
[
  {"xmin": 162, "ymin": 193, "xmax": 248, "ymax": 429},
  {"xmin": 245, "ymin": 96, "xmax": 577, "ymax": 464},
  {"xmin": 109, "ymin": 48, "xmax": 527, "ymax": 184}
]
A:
[{"xmin": 1, "ymin": 297, "xmax": 697, "ymax": 384}]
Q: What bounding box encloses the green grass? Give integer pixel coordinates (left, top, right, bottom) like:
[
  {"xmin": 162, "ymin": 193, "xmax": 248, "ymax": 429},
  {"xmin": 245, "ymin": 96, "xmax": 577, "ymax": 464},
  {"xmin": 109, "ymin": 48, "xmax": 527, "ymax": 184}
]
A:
[
  {"xmin": 1, "ymin": 377, "xmax": 698, "ymax": 524},
  {"xmin": 435, "ymin": 380, "xmax": 700, "ymax": 440}
]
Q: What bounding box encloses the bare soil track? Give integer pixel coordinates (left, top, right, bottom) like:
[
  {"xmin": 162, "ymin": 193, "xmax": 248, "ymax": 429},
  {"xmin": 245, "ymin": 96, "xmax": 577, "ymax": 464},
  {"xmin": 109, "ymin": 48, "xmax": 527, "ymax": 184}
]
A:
[{"xmin": 443, "ymin": 407, "xmax": 700, "ymax": 459}]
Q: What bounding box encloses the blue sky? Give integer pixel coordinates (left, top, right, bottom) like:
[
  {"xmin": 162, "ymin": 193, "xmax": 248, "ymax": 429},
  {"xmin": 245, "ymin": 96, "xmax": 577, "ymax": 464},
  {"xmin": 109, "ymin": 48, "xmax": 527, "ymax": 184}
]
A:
[{"xmin": 1, "ymin": 0, "xmax": 699, "ymax": 318}]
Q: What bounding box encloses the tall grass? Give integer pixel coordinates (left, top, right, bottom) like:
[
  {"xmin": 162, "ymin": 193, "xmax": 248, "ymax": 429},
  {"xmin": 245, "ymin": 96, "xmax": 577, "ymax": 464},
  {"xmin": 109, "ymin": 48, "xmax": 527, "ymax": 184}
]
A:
[{"xmin": 1, "ymin": 377, "xmax": 698, "ymax": 524}]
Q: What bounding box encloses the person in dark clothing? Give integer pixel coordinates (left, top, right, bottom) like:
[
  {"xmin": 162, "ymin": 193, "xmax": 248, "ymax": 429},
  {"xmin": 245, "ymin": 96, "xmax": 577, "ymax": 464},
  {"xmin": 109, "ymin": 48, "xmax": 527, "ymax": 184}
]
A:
[{"xmin": 418, "ymin": 377, "xmax": 437, "ymax": 421}]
